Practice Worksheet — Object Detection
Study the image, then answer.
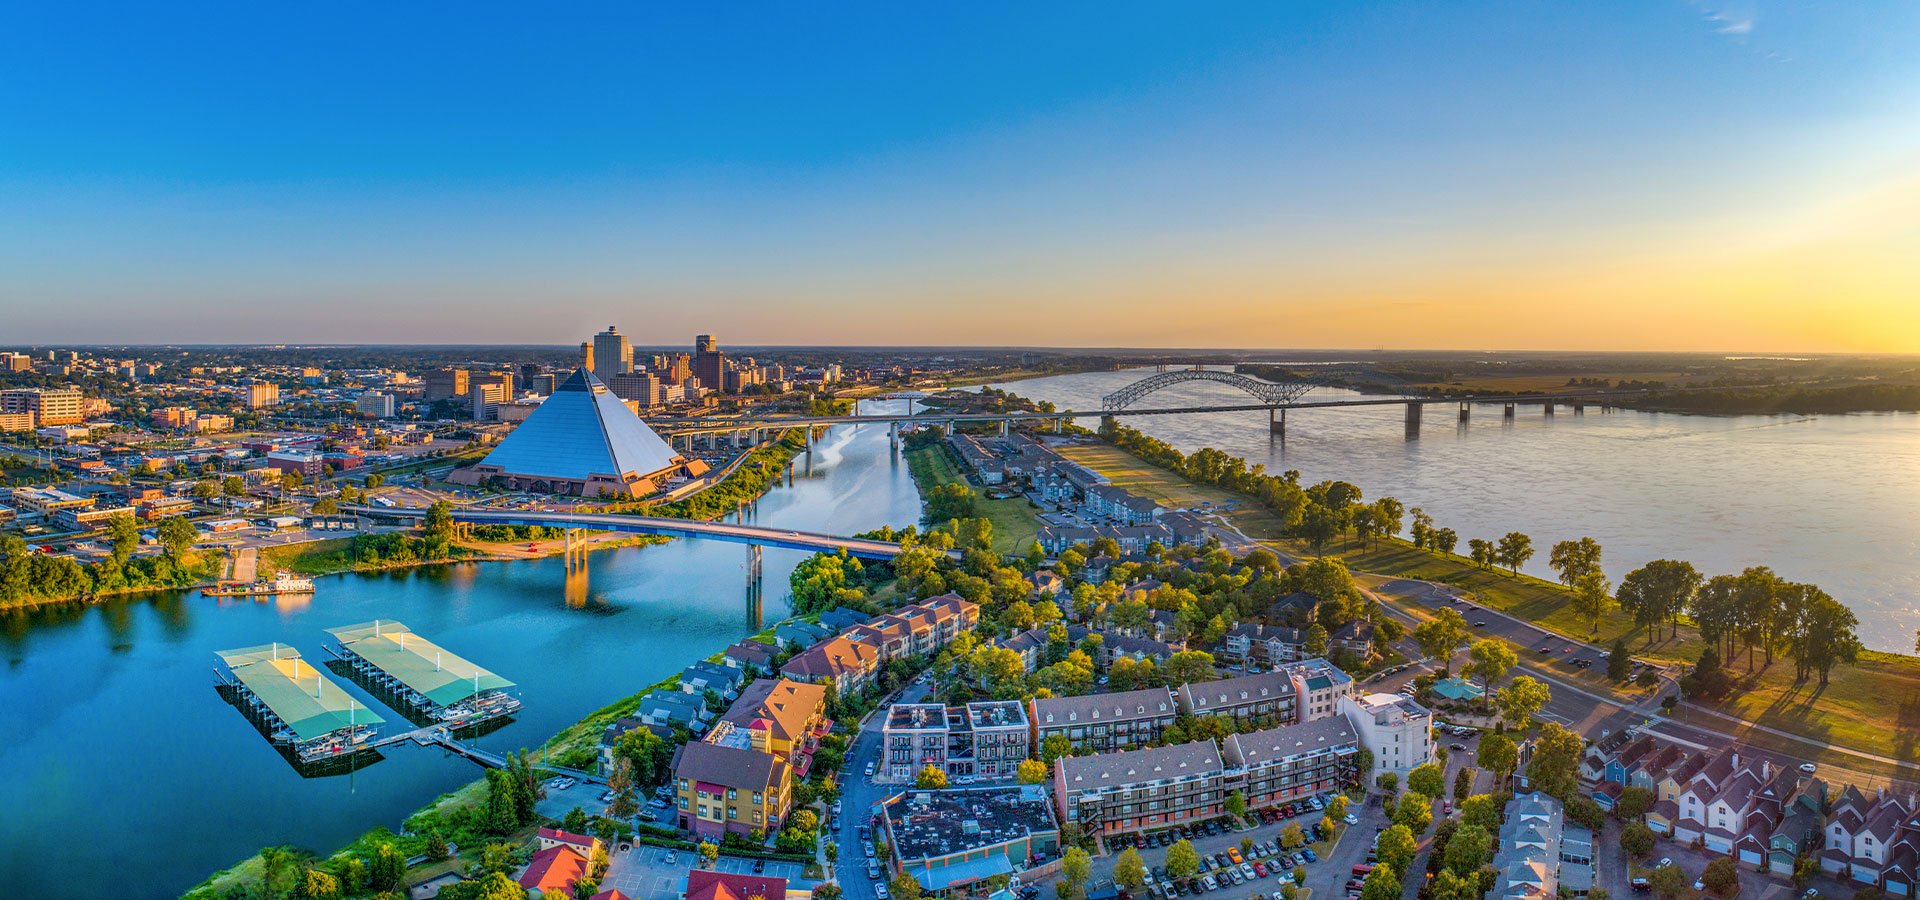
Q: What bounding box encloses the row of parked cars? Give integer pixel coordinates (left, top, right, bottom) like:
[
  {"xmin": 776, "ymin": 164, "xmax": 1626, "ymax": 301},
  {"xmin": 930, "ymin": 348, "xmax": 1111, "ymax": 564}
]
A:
[{"xmin": 1122, "ymin": 817, "xmax": 1237, "ymax": 851}]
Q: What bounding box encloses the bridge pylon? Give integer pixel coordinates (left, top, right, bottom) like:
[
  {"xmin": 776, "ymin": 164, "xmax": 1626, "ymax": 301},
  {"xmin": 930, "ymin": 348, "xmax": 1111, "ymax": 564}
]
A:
[{"xmin": 1269, "ymin": 407, "xmax": 1286, "ymax": 436}]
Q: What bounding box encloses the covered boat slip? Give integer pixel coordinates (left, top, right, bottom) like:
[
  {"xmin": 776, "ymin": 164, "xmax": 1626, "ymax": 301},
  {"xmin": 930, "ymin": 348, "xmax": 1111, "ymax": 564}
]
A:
[
  {"xmin": 215, "ymin": 644, "xmax": 384, "ymax": 757},
  {"xmin": 324, "ymin": 620, "xmax": 519, "ymax": 721}
]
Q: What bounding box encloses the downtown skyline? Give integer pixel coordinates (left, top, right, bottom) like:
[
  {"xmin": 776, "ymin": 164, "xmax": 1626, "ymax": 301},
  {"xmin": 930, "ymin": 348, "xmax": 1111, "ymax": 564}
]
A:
[{"xmin": 3, "ymin": 2, "xmax": 1919, "ymax": 351}]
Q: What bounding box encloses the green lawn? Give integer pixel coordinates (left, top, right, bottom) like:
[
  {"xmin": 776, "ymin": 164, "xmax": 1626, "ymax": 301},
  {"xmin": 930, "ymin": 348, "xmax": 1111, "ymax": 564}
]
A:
[
  {"xmin": 905, "ymin": 444, "xmax": 1041, "ymax": 556},
  {"xmin": 1053, "ymin": 442, "xmax": 1294, "ymax": 540}
]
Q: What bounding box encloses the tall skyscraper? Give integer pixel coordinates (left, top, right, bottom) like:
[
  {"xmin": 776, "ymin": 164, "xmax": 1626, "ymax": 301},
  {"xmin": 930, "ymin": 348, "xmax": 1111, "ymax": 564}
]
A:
[
  {"xmin": 593, "ymin": 325, "xmax": 632, "ymax": 376},
  {"xmin": 580, "ymin": 341, "xmax": 595, "ymax": 374},
  {"xmin": 693, "ymin": 334, "xmax": 725, "ymax": 390}
]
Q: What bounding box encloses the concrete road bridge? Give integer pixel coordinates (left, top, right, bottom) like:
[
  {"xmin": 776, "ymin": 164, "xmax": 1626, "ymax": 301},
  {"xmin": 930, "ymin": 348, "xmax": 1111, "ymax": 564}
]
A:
[{"xmin": 343, "ymin": 505, "xmax": 928, "ymax": 562}]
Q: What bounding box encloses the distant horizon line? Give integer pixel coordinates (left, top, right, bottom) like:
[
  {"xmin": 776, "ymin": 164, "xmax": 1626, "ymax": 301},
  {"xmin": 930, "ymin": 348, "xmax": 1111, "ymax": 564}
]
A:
[{"xmin": 3, "ymin": 343, "xmax": 1914, "ymax": 358}]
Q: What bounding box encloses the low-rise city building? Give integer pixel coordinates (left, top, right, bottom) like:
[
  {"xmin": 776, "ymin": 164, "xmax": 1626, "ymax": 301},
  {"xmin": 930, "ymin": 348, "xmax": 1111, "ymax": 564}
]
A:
[
  {"xmin": 1030, "ymin": 687, "xmax": 1180, "ymax": 754},
  {"xmin": 881, "ymin": 786, "xmax": 1061, "ymax": 892},
  {"xmin": 880, "ymin": 699, "xmax": 1030, "ymax": 783},
  {"xmin": 1053, "ymin": 740, "xmax": 1227, "ymax": 837},
  {"xmin": 1338, "ymin": 691, "xmax": 1434, "ymax": 778}
]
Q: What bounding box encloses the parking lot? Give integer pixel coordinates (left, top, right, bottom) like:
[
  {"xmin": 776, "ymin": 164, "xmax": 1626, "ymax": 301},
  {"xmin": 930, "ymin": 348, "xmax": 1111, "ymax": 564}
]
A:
[
  {"xmin": 601, "ymin": 845, "xmax": 810, "ymax": 900},
  {"xmin": 1024, "ymin": 796, "xmax": 1352, "ymax": 899}
]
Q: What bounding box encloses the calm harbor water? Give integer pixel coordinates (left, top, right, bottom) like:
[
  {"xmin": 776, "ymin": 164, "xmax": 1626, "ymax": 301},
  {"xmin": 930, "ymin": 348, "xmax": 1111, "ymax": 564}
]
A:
[
  {"xmin": 0, "ymin": 404, "xmax": 919, "ymax": 899},
  {"xmin": 997, "ymin": 369, "xmax": 1920, "ymax": 653}
]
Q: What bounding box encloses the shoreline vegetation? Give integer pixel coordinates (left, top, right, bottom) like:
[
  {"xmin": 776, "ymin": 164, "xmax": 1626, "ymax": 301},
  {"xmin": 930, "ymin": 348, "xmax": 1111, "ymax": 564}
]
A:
[{"xmin": 1073, "ymin": 421, "xmax": 1920, "ymax": 770}]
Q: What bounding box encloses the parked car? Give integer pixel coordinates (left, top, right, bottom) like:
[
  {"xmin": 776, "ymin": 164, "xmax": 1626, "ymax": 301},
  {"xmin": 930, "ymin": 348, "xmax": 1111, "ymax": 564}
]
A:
[
  {"xmin": 1302, "ymin": 849, "xmax": 1319, "ymax": 863},
  {"xmin": 875, "ymin": 886, "xmax": 890, "ymax": 900}
]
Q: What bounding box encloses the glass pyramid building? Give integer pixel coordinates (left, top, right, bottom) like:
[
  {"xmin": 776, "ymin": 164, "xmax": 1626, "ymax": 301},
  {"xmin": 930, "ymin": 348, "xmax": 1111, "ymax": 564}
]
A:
[{"xmin": 456, "ymin": 367, "xmax": 686, "ymax": 497}]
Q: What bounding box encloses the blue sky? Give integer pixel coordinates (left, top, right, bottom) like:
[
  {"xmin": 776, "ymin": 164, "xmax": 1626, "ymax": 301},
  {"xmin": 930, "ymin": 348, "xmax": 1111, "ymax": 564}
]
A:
[{"xmin": 4, "ymin": 2, "xmax": 1917, "ymax": 349}]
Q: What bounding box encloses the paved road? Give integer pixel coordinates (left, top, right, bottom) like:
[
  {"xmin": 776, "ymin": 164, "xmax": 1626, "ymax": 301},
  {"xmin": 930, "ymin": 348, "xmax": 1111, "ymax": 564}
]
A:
[{"xmin": 833, "ymin": 680, "xmax": 937, "ymax": 900}]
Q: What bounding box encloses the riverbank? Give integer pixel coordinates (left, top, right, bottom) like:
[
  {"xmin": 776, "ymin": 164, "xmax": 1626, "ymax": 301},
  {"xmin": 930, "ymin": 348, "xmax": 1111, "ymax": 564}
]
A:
[{"xmin": 1060, "ymin": 433, "xmax": 1920, "ymax": 766}]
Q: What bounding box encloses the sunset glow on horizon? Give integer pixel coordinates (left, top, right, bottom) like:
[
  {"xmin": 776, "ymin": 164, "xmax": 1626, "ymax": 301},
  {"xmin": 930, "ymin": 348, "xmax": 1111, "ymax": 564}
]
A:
[{"xmin": 3, "ymin": 2, "xmax": 1918, "ymax": 351}]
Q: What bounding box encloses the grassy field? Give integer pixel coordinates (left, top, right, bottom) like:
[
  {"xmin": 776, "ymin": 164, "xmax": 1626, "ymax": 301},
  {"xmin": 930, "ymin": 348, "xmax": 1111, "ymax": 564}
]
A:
[
  {"xmin": 1053, "ymin": 442, "xmax": 1294, "ymax": 540},
  {"xmin": 1068, "ymin": 437, "xmax": 1920, "ymax": 765},
  {"xmin": 905, "ymin": 444, "xmax": 1041, "ymax": 556}
]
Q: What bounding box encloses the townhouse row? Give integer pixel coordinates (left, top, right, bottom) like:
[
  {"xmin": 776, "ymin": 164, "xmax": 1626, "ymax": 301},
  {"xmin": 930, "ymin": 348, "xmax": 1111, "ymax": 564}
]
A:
[{"xmin": 1585, "ymin": 733, "xmax": 1920, "ymax": 895}]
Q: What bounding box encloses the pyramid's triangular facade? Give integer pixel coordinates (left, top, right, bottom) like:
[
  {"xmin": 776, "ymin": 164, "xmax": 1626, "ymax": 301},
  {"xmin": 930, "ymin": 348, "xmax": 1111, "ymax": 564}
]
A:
[{"xmin": 461, "ymin": 368, "xmax": 684, "ymax": 497}]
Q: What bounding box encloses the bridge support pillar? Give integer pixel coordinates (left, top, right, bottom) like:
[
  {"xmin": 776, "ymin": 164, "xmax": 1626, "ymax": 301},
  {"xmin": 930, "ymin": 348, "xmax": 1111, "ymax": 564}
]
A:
[
  {"xmin": 745, "ymin": 543, "xmax": 764, "ymax": 628},
  {"xmin": 1544, "ymin": 402, "xmax": 1556, "ymax": 416},
  {"xmin": 1269, "ymin": 407, "xmax": 1286, "ymax": 436},
  {"xmin": 1573, "ymin": 402, "xmax": 1585, "ymax": 414},
  {"xmin": 1458, "ymin": 403, "xmax": 1471, "ymax": 423},
  {"xmin": 999, "ymin": 418, "xmax": 1009, "ymax": 437},
  {"xmin": 1100, "ymin": 414, "xmax": 1116, "ymax": 433},
  {"xmin": 1504, "ymin": 403, "xmax": 1516, "ymax": 419},
  {"xmin": 1404, "ymin": 401, "xmax": 1423, "ymax": 438}
]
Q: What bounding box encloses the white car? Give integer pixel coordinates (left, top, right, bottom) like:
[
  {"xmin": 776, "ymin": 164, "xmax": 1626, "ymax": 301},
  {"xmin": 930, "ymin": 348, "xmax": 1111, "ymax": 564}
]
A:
[
  {"xmin": 865, "ymin": 762, "xmax": 876, "ymax": 776},
  {"xmin": 875, "ymin": 887, "xmax": 890, "ymax": 900},
  {"xmin": 1799, "ymin": 762, "xmax": 1818, "ymax": 774}
]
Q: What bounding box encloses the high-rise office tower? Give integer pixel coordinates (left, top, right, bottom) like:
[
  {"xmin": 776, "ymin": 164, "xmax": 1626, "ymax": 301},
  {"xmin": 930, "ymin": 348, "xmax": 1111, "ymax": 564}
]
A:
[
  {"xmin": 593, "ymin": 326, "xmax": 632, "ymax": 376},
  {"xmin": 693, "ymin": 334, "xmax": 725, "ymax": 390}
]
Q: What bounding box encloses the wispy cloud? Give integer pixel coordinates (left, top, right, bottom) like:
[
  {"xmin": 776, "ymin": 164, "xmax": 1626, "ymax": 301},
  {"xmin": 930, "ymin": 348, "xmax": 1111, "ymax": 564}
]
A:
[{"xmin": 1691, "ymin": 0, "xmax": 1757, "ymax": 40}]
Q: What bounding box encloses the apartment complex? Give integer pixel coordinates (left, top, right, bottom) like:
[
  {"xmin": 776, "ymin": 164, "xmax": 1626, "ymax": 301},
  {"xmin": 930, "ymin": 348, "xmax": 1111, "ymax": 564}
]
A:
[
  {"xmin": 780, "ymin": 594, "xmax": 980, "ymax": 694},
  {"xmin": 1053, "ymin": 740, "xmax": 1229, "ymax": 836},
  {"xmin": 1031, "ymin": 687, "xmax": 1182, "ymax": 754},
  {"xmin": 1225, "ymin": 716, "xmax": 1361, "ymax": 809},
  {"xmin": 671, "ymin": 676, "xmax": 832, "ymax": 840},
  {"xmin": 1491, "ymin": 792, "xmax": 1595, "ymax": 899},
  {"xmin": 881, "ymin": 786, "xmax": 1060, "ymax": 893},
  {"xmin": 880, "ymin": 700, "xmax": 1030, "ymax": 783}
]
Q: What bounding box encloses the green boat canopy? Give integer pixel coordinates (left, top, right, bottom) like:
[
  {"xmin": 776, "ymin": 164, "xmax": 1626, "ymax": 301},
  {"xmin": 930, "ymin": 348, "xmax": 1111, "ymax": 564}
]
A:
[
  {"xmin": 217, "ymin": 643, "xmax": 385, "ymax": 743},
  {"xmin": 325, "ymin": 620, "xmax": 514, "ymax": 707}
]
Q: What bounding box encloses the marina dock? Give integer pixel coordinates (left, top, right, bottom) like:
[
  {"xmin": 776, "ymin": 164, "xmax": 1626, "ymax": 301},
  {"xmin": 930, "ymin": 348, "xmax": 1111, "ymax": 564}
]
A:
[
  {"xmin": 324, "ymin": 620, "xmax": 522, "ymax": 728},
  {"xmin": 214, "ymin": 644, "xmax": 385, "ymax": 763}
]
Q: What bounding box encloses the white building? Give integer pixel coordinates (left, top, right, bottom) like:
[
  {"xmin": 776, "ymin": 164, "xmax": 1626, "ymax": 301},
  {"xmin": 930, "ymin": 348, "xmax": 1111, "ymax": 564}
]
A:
[
  {"xmin": 355, "ymin": 391, "xmax": 396, "ymax": 418},
  {"xmin": 1339, "ymin": 691, "xmax": 1434, "ymax": 778}
]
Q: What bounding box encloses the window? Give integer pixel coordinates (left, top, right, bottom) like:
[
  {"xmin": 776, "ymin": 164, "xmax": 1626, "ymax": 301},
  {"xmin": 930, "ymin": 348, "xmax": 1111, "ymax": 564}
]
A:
[
  {"xmin": 728, "ymin": 788, "xmax": 738, "ymax": 800},
  {"xmin": 754, "ymin": 792, "xmax": 763, "ymax": 804},
  {"xmin": 729, "ymin": 807, "xmax": 738, "ymax": 820}
]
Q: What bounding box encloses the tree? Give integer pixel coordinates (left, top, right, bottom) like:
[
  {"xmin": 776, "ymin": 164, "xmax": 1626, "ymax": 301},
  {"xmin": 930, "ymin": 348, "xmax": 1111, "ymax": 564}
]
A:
[
  {"xmin": 815, "ymin": 886, "xmax": 843, "ymax": 900},
  {"xmin": 1548, "ymin": 537, "xmax": 1603, "ymax": 587},
  {"xmin": 1620, "ymin": 822, "xmax": 1655, "ymax": 859},
  {"xmin": 1163, "ymin": 650, "xmax": 1216, "ymax": 684},
  {"xmin": 1477, "ymin": 733, "xmax": 1518, "ymax": 788},
  {"xmin": 1452, "ymin": 766, "xmax": 1474, "ymax": 801},
  {"xmin": 1304, "ymin": 623, "xmax": 1330, "ymax": 658},
  {"xmin": 1376, "ymin": 824, "xmax": 1418, "ymax": 876},
  {"xmin": 1465, "ymin": 639, "xmax": 1517, "ymax": 695},
  {"xmin": 698, "ymin": 842, "xmax": 719, "ymax": 868},
  {"xmin": 890, "ymin": 875, "xmax": 924, "ymax": 900},
  {"xmin": 923, "ymin": 483, "xmax": 976, "ymax": 523},
  {"xmin": 1569, "ymin": 570, "xmax": 1614, "ymax": 637},
  {"xmin": 1526, "ymin": 723, "xmax": 1584, "ymax": 799},
  {"xmin": 1017, "ymin": 759, "xmax": 1049, "ymax": 784},
  {"xmin": 915, "ymin": 766, "xmax": 948, "ymax": 789},
  {"xmin": 1791, "ymin": 589, "xmax": 1862, "ymax": 686},
  {"xmin": 1414, "ymin": 608, "xmax": 1471, "ymax": 669},
  {"xmin": 436, "ymin": 873, "xmax": 530, "ymax": 900},
  {"xmin": 1701, "ymin": 857, "xmax": 1739, "ymax": 897},
  {"xmin": 606, "ymin": 757, "xmax": 640, "ymax": 820},
  {"xmin": 1114, "ymin": 848, "xmax": 1148, "ymax": 890},
  {"xmin": 1615, "ymin": 786, "xmax": 1655, "ymax": 821},
  {"xmin": 1608, "ymin": 637, "xmax": 1633, "ymax": 682},
  {"xmin": 295, "ymin": 868, "xmax": 343, "ymax": 900},
  {"xmin": 1433, "ymin": 527, "xmax": 1459, "ymax": 556},
  {"xmin": 1360, "ymin": 864, "xmax": 1401, "ymax": 900},
  {"xmin": 312, "ymin": 497, "xmax": 340, "ymax": 515},
  {"xmin": 1062, "ymin": 846, "xmax": 1093, "ymax": 893},
  {"xmin": 1166, "ymin": 839, "xmax": 1200, "ymax": 878},
  {"xmin": 1042, "ymin": 734, "xmax": 1072, "ymax": 763},
  {"xmin": 427, "ymin": 833, "xmax": 451, "ymax": 861},
  {"xmin": 1495, "ymin": 676, "xmax": 1551, "ymax": 731},
  {"xmin": 1394, "ymin": 791, "xmax": 1433, "ymax": 835},
  {"xmin": 1225, "ymin": 789, "xmax": 1248, "ymax": 821},
  {"xmin": 1442, "ymin": 822, "xmax": 1491, "ymax": 875},
  {"xmin": 1430, "ymin": 869, "xmax": 1481, "ymax": 900},
  {"xmin": 1281, "ymin": 823, "xmax": 1305, "ymax": 849},
  {"xmin": 1495, "ymin": 532, "xmax": 1533, "ymax": 574},
  {"xmin": 1617, "ymin": 560, "xmax": 1702, "ymax": 642},
  {"xmin": 1407, "ymin": 762, "xmax": 1444, "ymax": 798},
  {"xmin": 1647, "ymin": 864, "xmax": 1690, "ymax": 900},
  {"xmin": 158, "ymin": 515, "xmax": 198, "ymax": 559},
  {"xmin": 1458, "ymin": 794, "xmax": 1500, "ymax": 832},
  {"xmin": 1326, "ymin": 793, "xmax": 1349, "ymax": 821},
  {"xmin": 1467, "ymin": 539, "xmax": 1496, "ymax": 570},
  {"xmin": 1375, "ymin": 771, "xmax": 1398, "ymax": 797},
  {"xmin": 370, "ymin": 843, "xmax": 406, "ymax": 892}
]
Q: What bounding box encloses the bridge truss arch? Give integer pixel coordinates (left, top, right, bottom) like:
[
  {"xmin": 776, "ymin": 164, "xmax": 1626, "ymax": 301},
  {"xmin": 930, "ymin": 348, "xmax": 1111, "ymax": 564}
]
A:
[{"xmin": 1101, "ymin": 368, "xmax": 1315, "ymax": 411}]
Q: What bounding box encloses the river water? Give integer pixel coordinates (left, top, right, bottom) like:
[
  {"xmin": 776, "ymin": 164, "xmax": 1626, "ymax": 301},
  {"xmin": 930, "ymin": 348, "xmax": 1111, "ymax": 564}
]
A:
[
  {"xmin": 996, "ymin": 369, "xmax": 1920, "ymax": 654},
  {"xmin": 0, "ymin": 404, "xmax": 920, "ymax": 899}
]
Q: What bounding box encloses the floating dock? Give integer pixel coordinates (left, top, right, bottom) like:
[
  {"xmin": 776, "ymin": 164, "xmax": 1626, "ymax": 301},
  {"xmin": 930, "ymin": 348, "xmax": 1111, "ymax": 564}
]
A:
[
  {"xmin": 215, "ymin": 643, "xmax": 385, "ymax": 763},
  {"xmin": 205, "ymin": 572, "xmax": 317, "ymax": 598},
  {"xmin": 324, "ymin": 620, "xmax": 521, "ymax": 728}
]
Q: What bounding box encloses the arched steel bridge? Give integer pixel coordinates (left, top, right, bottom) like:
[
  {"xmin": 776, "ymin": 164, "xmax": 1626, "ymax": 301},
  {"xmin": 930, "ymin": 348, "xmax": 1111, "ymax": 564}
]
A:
[
  {"xmin": 342, "ymin": 505, "xmax": 937, "ymax": 561},
  {"xmin": 1100, "ymin": 368, "xmax": 1314, "ymax": 412}
]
